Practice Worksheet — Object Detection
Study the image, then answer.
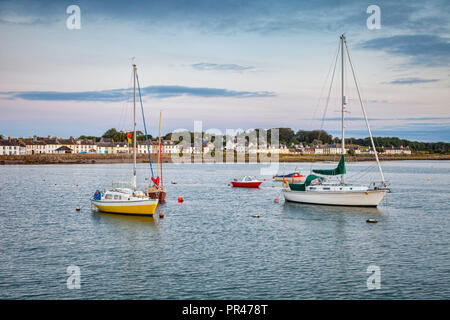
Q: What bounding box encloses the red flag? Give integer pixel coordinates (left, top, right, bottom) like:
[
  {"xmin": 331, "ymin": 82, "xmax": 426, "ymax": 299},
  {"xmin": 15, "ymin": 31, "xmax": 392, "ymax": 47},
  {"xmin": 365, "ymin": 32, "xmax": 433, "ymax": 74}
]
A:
[
  {"xmin": 151, "ymin": 176, "xmax": 160, "ymax": 186},
  {"xmin": 126, "ymin": 132, "xmax": 132, "ymax": 144}
]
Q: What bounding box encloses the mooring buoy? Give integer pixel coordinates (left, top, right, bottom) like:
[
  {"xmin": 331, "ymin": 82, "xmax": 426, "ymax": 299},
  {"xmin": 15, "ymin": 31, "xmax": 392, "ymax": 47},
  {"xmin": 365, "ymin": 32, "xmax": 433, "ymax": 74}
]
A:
[{"xmin": 366, "ymin": 218, "xmax": 377, "ymax": 223}]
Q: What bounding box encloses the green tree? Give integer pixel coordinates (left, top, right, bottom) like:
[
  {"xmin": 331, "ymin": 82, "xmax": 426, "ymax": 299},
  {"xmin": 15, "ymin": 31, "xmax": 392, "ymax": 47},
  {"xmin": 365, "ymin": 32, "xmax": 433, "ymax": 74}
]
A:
[
  {"xmin": 277, "ymin": 128, "xmax": 295, "ymax": 144},
  {"xmin": 102, "ymin": 128, "xmax": 128, "ymax": 142}
]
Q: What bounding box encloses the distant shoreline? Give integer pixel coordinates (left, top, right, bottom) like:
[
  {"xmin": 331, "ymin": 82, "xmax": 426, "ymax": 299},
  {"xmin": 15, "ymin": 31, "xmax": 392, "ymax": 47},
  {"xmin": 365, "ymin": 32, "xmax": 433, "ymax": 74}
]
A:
[{"xmin": 1, "ymin": 153, "xmax": 449, "ymax": 165}]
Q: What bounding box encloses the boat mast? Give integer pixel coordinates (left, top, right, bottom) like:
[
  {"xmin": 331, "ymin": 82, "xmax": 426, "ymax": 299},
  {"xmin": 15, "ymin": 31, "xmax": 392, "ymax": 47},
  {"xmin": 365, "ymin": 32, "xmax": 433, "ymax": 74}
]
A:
[
  {"xmin": 340, "ymin": 34, "xmax": 346, "ymax": 184},
  {"xmin": 158, "ymin": 111, "xmax": 163, "ymax": 188},
  {"xmin": 133, "ymin": 64, "xmax": 137, "ymax": 191},
  {"xmin": 344, "ymin": 41, "xmax": 386, "ymax": 185}
]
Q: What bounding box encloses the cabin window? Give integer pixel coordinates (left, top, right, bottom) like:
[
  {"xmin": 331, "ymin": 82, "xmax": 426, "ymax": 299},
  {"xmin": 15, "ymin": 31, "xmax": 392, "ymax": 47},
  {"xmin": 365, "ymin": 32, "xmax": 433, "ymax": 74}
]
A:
[
  {"xmin": 350, "ymin": 188, "xmax": 353, "ymax": 190},
  {"xmin": 105, "ymin": 194, "xmax": 112, "ymax": 199},
  {"xmin": 323, "ymin": 187, "xmax": 330, "ymax": 190},
  {"xmin": 114, "ymin": 195, "xmax": 120, "ymax": 200},
  {"xmin": 310, "ymin": 187, "xmax": 316, "ymax": 190}
]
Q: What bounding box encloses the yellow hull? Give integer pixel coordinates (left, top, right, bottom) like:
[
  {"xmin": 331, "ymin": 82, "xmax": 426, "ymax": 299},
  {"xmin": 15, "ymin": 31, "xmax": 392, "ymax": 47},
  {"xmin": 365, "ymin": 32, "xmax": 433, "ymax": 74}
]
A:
[{"xmin": 93, "ymin": 202, "xmax": 158, "ymax": 216}]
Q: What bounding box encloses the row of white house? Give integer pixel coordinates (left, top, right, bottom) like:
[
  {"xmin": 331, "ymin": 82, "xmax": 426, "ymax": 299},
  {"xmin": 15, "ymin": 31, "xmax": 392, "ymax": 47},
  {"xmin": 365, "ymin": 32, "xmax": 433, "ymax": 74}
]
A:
[
  {"xmin": 297, "ymin": 144, "xmax": 411, "ymax": 155},
  {"xmin": 0, "ymin": 136, "xmax": 412, "ymax": 156},
  {"xmin": 0, "ymin": 136, "xmax": 181, "ymax": 155}
]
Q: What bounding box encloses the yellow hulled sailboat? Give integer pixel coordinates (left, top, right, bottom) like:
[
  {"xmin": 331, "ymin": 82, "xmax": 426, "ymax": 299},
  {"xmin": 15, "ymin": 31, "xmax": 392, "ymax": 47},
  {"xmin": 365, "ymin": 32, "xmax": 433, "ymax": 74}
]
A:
[{"xmin": 91, "ymin": 64, "xmax": 158, "ymax": 216}]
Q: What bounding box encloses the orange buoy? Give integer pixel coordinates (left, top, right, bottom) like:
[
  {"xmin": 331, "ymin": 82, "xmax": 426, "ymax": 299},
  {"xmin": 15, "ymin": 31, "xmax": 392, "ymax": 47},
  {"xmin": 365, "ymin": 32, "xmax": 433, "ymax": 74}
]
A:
[
  {"xmin": 264, "ymin": 179, "xmax": 266, "ymax": 181},
  {"xmin": 178, "ymin": 197, "xmax": 184, "ymax": 203},
  {"xmin": 365, "ymin": 191, "xmax": 369, "ymax": 195},
  {"xmin": 159, "ymin": 213, "xmax": 164, "ymax": 218},
  {"xmin": 274, "ymin": 198, "xmax": 279, "ymax": 203}
]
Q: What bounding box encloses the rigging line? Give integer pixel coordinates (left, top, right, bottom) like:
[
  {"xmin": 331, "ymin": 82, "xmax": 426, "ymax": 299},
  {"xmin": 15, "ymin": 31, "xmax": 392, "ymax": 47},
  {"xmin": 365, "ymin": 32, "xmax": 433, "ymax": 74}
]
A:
[
  {"xmin": 116, "ymin": 70, "xmax": 134, "ymax": 184},
  {"xmin": 345, "ymin": 40, "xmax": 385, "ymax": 184},
  {"xmin": 135, "ymin": 71, "xmax": 156, "ymax": 182},
  {"xmin": 310, "ymin": 39, "xmax": 341, "ymax": 173},
  {"xmin": 117, "ymin": 71, "xmax": 133, "ymax": 141},
  {"xmin": 346, "ymin": 166, "xmax": 378, "ymax": 182},
  {"xmin": 310, "ymin": 39, "xmax": 341, "ymax": 130}
]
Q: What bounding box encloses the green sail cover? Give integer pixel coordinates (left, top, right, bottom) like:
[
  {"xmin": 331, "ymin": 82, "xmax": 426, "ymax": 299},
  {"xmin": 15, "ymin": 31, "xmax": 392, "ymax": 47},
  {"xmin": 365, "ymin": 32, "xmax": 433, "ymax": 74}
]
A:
[
  {"xmin": 289, "ymin": 174, "xmax": 320, "ymax": 191},
  {"xmin": 312, "ymin": 155, "xmax": 346, "ymax": 176}
]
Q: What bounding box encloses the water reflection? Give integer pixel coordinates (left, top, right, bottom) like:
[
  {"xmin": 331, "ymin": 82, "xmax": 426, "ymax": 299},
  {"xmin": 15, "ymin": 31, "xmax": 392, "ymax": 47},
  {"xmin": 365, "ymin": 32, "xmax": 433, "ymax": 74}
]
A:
[
  {"xmin": 91, "ymin": 209, "xmax": 158, "ymax": 230},
  {"xmin": 282, "ymin": 201, "xmax": 384, "ymax": 218}
]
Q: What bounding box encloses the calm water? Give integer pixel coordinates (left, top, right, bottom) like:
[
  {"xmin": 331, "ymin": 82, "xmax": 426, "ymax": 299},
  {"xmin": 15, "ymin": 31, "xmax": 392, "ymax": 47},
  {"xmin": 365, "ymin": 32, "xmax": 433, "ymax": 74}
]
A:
[{"xmin": 0, "ymin": 161, "xmax": 449, "ymax": 299}]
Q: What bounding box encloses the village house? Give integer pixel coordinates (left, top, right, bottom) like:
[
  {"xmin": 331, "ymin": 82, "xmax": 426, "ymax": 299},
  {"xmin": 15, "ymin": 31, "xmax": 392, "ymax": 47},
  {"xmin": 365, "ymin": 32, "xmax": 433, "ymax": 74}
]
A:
[
  {"xmin": 162, "ymin": 140, "xmax": 181, "ymax": 154},
  {"xmin": 0, "ymin": 138, "xmax": 27, "ymax": 155},
  {"xmin": 55, "ymin": 146, "xmax": 73, "ymax": 154},
  {"xmin": 114, "ymin": 142, "xmax": 129, "ymax": 154},
  {"xmin": 383, "ymin": 146, "xmax": 412, "ymax": 155},
  {"xmin": 74, "ymin": 139, "xmax": 96, "ymax": 153},
  {"xmin": 355, "ymin": 146, "xmax": 375, "ymax": 155},
  {"xmin": 58, "ymin": 137, "xmax": 76, "ymax": 152},
  {"xmin": 96, "ymin": 142, "xmax": 114, "ymax": 154},
  {"xmin": 41, "ymin": 136, "xmax": 60, "ymax": 154}
]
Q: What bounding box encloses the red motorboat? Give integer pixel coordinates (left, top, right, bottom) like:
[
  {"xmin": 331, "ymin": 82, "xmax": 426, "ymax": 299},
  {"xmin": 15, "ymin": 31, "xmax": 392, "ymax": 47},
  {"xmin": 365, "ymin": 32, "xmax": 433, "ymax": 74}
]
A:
[{"xmin": 231, "ymin": 176, "xmax": 262, "ymax": 188}]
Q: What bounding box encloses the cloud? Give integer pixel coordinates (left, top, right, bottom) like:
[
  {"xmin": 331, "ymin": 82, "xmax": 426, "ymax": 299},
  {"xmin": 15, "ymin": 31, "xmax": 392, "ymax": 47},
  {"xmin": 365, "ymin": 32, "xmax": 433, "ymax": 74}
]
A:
[
  {"xmin": 1, "ymin": 0, "xmax": 449, "ymax": 38},
  {"xmin": 389, "ymin": 77, "xmax": 440, "ymax": 85},
  {"xmin": 2, "ymin": 85, "xmax": 276, "ymax": 101},
  {"xmin": 191, "ymin": 63, "xmax": 254, "ymax": 71},
  {"xmin": 360, "ymin": 35, "xmax": 450, "ymax": 66}
]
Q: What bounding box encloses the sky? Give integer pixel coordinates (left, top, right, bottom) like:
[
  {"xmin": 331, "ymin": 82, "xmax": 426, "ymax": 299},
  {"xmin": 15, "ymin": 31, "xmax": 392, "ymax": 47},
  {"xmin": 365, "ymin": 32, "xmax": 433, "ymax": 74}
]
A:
[{"xmin": 0, "ymin": 0, "xmax": 449, "ymax": 142}]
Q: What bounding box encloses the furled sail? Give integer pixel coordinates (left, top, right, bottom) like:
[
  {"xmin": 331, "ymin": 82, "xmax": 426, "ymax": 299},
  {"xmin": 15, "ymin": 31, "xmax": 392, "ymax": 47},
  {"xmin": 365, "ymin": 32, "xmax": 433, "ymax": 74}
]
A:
[
  {"xmin": 313, "ymin": 155, "xmax": 346, "ymax": 176},
  {"xmin": 289, "ymin": 174, "xmax": 320, "ymax": 191}
]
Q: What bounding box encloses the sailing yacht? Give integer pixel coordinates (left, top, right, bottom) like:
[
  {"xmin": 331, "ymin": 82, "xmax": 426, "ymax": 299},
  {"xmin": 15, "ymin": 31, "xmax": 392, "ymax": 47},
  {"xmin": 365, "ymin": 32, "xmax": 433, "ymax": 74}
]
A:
[
  {"xmin": 91, "ymin": 64, "xmax": 158, "ymax": 216},
  {"xmin": 283, "ymin": 35, "xmax": 389, "ymax": 207}
]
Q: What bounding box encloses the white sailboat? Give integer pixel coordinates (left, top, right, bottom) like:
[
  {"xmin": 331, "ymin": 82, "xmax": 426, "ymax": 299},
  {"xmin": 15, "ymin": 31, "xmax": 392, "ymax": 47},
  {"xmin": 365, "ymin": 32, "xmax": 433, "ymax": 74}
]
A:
[
  {"xmin": 283, "ymin": 34, "xmax": 389, "ymax": 207},
  {"xmin": 91, "ymin": 64, "xmax": 158, "ymax": 216}
]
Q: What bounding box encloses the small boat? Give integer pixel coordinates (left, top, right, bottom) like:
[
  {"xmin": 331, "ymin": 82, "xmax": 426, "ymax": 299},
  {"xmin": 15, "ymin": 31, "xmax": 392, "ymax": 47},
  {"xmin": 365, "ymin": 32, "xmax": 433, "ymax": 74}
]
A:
[
  {"xmin": 273, "ymin": 172, "xmax": 305, "ymax": 183},
  {"xmin": 147, "ymin": 185, "xmax": 166, "ymax": 202},
  {"xmin": 91, "ymin": 64, "xmax": 158, "ymax": 216},
  {"xmin": 92, "ymin": 185, "xmax": 158, "ymax": 215},
  {"xmin": 231, "ymin": 176, "xmax": 262, "ymax": 188}
]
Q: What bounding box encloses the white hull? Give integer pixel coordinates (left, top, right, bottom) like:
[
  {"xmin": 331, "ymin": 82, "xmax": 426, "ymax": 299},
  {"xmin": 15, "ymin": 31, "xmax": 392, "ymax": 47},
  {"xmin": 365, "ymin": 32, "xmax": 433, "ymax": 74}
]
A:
[{"xmin": 282, "ymin": 189, "xmax": 387, "ymax": 207}]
